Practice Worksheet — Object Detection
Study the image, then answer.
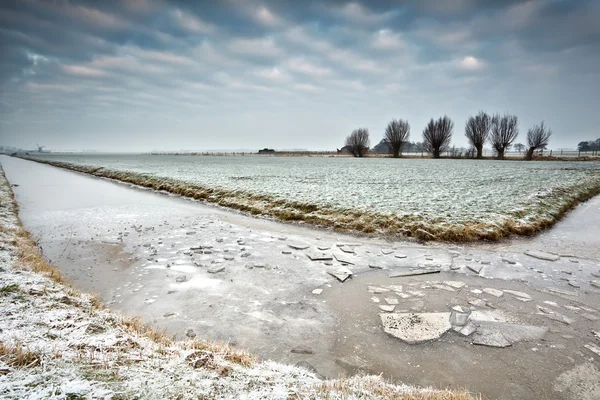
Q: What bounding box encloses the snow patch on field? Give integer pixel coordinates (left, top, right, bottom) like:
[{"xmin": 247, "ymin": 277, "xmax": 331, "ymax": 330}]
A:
[
  {"xmin": 28, "ymin": 154, "xmax": 600, "ymax": 219},
  {"xmin": 22, "ymin": 155, "xmax": 600, "ymax": 241}
]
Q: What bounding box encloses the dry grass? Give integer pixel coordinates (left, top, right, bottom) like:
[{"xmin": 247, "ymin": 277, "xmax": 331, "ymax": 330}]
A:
[
  {"xmin": 0, "ymin": 170, "xmax": 72, "ymax": 285},
  {"xmin": 14, "ymin": 231, "xmax": 70, "ymax": 285},
  {"xmin": 184, "ymin": 338, "xmax": 257, "ymax": 367},
  {"xmin": 305, "ymin": 377, "xmax": 479, "ymax": 400},
  {"xmin": 0, "ymin": 283, "xmax": 19, "ymax": 295},
  {"xmin": 0, "ymin": 341, "xmax": 41, "ymax": 368},
  {"xmin": 119, "ymin": 316, "xmax": 173, "ymax": 347}
]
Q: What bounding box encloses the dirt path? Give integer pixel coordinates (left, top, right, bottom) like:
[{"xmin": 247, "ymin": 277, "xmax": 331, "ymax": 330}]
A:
[{"xmin": 2, "ymin": 155, "xmax": 599, "ymax": 400}]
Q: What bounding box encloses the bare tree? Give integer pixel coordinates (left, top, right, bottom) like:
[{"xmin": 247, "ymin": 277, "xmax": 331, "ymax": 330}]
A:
[
  {"xmin": 384, "ymin": 119, "xmax": 410, "ymax": 158},
  {"xmin": 464, "ymin": 111, "xmax": 491, "ymax": 159},
  {"xmin": 422, "ymin": 116, "xmax": 453, "ymax": 158},
  {"xmin": 345, "ymin": 128, "xmax": 370, "ymax": 157},
  {"xmin": 490, "ymin": 113, "xmax": 519, "ymax": 159},
  {"xmin": 514, "ymin": 143, "xmax": 525, "ymax": 153},
  {"xmin": 525, "ymin": 122, "xmax": 552, "ymax": 160}
]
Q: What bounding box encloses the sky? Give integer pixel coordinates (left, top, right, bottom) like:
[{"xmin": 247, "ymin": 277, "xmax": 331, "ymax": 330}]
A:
[{"xmin": 1, "ymin": 0, "xmax": 599, "ymax": 152}]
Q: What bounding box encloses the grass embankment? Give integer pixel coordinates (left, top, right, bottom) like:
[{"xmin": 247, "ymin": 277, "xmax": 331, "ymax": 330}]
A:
[
  {"xmin": 0, "ymin": 166, "xmax": 478, "ymax": 398},
  {"xmin": 19, "ymin": 157, "xmax": 600, "ymax": 243}
]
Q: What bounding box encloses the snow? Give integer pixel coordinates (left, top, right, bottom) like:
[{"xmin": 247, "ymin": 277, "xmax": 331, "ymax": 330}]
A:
[{"xmin": 25, "ymin": 154, "xmax": 600, "ymax": 231}]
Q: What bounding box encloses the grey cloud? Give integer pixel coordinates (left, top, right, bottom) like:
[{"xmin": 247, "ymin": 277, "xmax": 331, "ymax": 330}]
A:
[{"xmin": 0, "ymin": 0, "xmax": 599, "ymax": 152}]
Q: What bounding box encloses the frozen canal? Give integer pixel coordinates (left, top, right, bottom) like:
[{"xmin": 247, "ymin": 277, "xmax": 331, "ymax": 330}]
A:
[{"xmin": 2, "ymin": 156, "xmax": 600, "ymax": 400}]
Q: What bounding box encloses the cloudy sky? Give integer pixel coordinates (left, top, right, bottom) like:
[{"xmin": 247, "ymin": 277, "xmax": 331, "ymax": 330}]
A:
[{"xmin": 1, "ymin": 0, "xmax": 599, "ymax": 152}]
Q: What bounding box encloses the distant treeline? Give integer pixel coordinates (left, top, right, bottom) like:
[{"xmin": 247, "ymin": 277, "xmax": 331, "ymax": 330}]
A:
[
  {"xmin": 578, "ymin": 139, "xmax": 600, "ymax": 155},
  {"xmin": 342, "ymin": 112, "xmax": 555, "ymax": 160}
]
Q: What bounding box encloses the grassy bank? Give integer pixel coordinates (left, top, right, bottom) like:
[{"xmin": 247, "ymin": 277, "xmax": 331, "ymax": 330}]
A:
[
  {"xmin": 18, "ymin": 156, "xmax": 600, "ymax": 242},
  {"xmin": 0, "ymin": 164, "xmax": 479, "ymax": 399}
]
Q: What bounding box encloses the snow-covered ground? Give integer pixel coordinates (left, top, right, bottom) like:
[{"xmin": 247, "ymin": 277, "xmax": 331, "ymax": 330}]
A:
[
  {"xmin": 23, "ymin": 154, "xmax": 600, "ymax": 241},
  {"xmin": 0, "ymin": 165, "xmax": 474, "ymax": 399},
  {"xmin": 26, "ymin": 154, "xmax": 600, "ymax": 217},
  {"xmin": 4, "ymin": 156, "xmax": 600, "ymax": 399}
]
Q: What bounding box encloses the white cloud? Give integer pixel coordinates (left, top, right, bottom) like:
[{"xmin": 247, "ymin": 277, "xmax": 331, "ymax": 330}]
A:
[
  {"xmin": 123, "ymin": 0, "xmax": 161, "ymax": 14},
  {"xmin": 88, "ymin": 55, "xmax": 169, "ymax": 75},
  {"xmin": 64, "ymin": 4, "xmax": 128, "ymax": 31},
  {"xmin": 521, "ymin": 64, "xmax": 559, "ymax": 78},
  {"xmin": 284, "ymin": 27, "xmax": 333, "ymax": 62},
  {"xmin": 284, "ymin": 27, "xmax": 385, "ymax": 73},
  {"xmin": 253, "ymin": 6, "xmax": 283, "ymax": 27},
  {"xmin": 458, "ymin": 56, "xmax": 485, "ymax": 71},
  {"xmin": 328, "ymin": 48, "xmax": 385, "ymax": 73},
  {"xmin": 172, "ymin": 9, "xmax": 215, "ymax": 34},
  {"xmin": 189, "ymin": 82, "xmax": 214, "ymax": 91},
  {"xmin": 413, "ymin": 22, "xmax": 475, "ymax": 50},
  {"xmin": 293, "ymin": 83, "xmax": 322, "ymax": 92},
  {"xmin": 228, "ymin": 37, "xmax": 282, "ymax": 58},
  {"xmin": 25, "ymin": 82, "xmax": 79, "ymax": 93},
  {"xmin": 379, "ymin": 83, "xmax": 407, "ymax": 93},
  {"xmin": 62, "ymin": 64, "xmax": 108, "ymax": 77},
  {"xmin": 504, "ymin": 0, "xmax": 541, "ymax": 30},
  {"xmin": 127, "ymin": 48, "xmax": 191, "ymax": 65},
  {"xmin": 254, "ymin": 67, "xmax": 289, "ymax": 82},
  {"xmin": 333, "ymin": 2, "xmax": 393, "ymax": 25},
  {"xmin": 372, "ymin": 29, "xmax": 405, "ymax": 50},
  {"xmin": 213, "ymin": 71, "xmax": 235, "ymax": 85},
  {"xmin": 213, "ymin": 71, "xmax": 276, "ymax": 93},
  {"xmin": 417, "ymin": 0, "xmax": 477, "ymax": 14},
  {"xmin": 25, "ymin": 51, "xmax": 48, "ymax": 64},
  {"xmin": 285, "ymin": 58, "xmax": 332, "ymax": 77},
  {"xmin": 192, "ymin": 41, "xmax": 241, "ymax": 67},
  {"xmin": 89, "ymin": 56, "xmax": 136, "ymax": 70},
  {"xmin": 437, "ymin": 28, "xmax": 472, "ymax": 47},
  {"xmin": 327, "ymin": 78, "xmax": 366, "ymax": 91}
]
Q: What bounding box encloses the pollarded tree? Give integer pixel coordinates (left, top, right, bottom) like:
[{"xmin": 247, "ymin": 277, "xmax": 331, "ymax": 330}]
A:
[
  {"xmin": 422, "ymin": 116, "xmax": 453, "ymax": 158},
  {"xmin": 525, "ymin": 122, "xmax": 552, "ymax": 160},
  {"xmin": 345, "ymin": 128, "xmax": 370, "ymax": 157},
  {"xmin": 490, "ymin": 113, "xmax": 519, "ymax": 159},
  {"xmin": 464, "ymin": 111, "xmax": 491, "ymax": 159},
  {"xmin": 385, "ymin": 119, "xmax": 410, "ymax": 158}
]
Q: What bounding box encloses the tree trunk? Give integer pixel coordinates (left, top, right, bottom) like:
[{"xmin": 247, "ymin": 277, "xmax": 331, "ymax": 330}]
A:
[
  {"xmin": 433, "ymin": 149, "xmax": 440, "ymax": 158},
  {"xmin": 476, "ymin": 145, "xmax": 483, "ymax": 159},
  {"xmin": 525, "ymin": 147, "xmax": 535, "ymax": 160},
  {"xmin": 497, "ymin": 148, "xmax": 505, "ymax": 159}
]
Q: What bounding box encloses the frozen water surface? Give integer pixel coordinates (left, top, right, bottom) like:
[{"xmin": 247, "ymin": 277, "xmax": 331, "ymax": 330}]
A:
[
  {"xmin": 3, "ymin": 155, "xmax": 600, "ymax": 400},
  {"xmin": 27, "ymin": 153, "xmax": 600, "ymax": 224}
]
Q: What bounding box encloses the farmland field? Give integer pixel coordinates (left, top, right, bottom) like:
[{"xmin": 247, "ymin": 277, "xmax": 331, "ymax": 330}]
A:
[{"xmin": 24, "ymin": 154, "xmax": 600, "ymax": 241}]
